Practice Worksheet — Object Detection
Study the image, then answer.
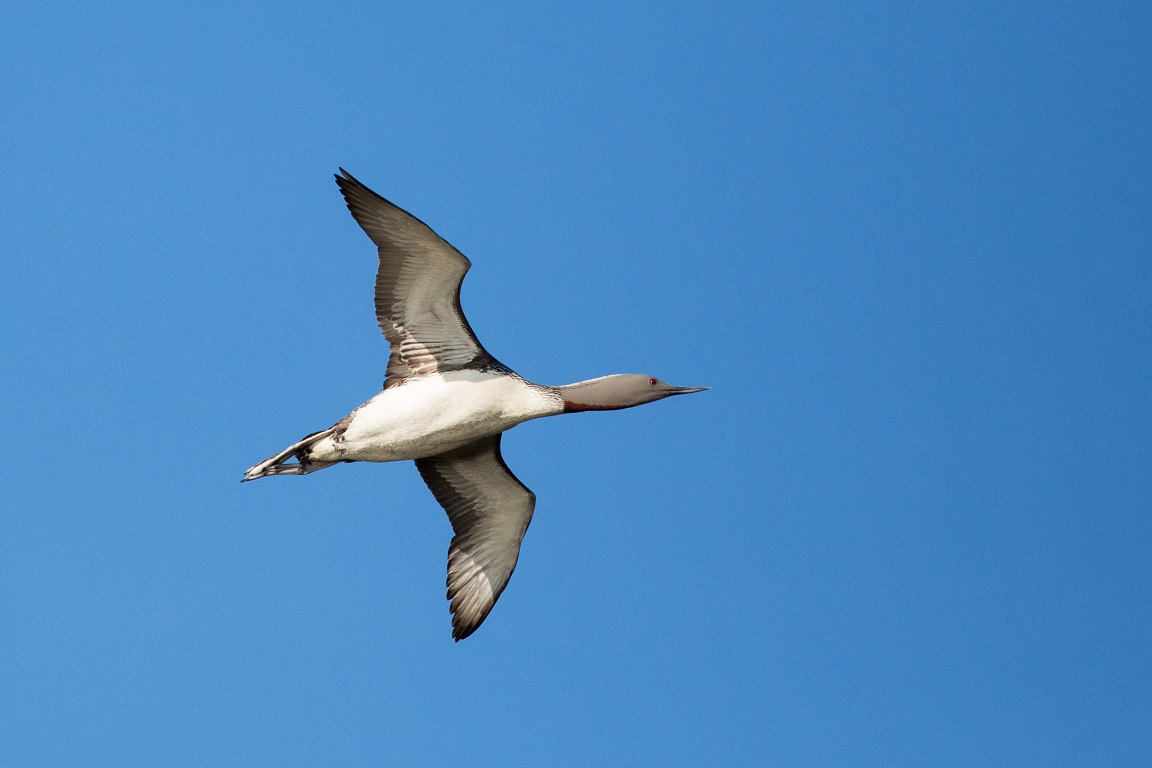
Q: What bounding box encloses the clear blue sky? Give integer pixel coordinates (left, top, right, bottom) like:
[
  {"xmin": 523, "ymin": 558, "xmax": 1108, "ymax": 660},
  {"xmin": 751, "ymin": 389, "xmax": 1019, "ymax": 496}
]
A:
[{"xmin": 2, "ymin": 2, "xmax": 1149, "ymax": 766}]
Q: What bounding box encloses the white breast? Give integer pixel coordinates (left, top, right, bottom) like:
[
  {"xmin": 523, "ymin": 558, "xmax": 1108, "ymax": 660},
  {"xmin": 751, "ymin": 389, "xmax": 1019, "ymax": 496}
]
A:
[{"xmin": 310, "ymin": 371, "xmax": 562, "ymax": 463}]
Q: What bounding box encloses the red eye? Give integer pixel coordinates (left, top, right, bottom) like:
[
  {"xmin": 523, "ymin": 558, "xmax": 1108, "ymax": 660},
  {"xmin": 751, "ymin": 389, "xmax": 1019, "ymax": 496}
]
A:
[{"xmin": 648, "ymin": 378, "xmax": 657, "ymax": 385}]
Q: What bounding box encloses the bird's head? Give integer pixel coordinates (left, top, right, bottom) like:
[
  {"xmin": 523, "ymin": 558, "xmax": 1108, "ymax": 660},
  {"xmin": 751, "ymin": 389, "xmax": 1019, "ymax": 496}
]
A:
[{"xmin": 559, "ymin": 374, "xmax": 708, "ymax": 412}]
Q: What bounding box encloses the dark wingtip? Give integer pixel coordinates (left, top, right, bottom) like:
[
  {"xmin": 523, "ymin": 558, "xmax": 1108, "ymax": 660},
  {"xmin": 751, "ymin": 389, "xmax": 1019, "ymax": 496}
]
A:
[
  {"xmin": 451, "ymin": 616, "xmax": 477, "ymax": 642},
  {"xmin": 334, "ymin": 168, "xmax": 391, "ymax": 210},
  {"xmin": 334, "ymin": 168, "xmax": 357, "ymax": 190}
]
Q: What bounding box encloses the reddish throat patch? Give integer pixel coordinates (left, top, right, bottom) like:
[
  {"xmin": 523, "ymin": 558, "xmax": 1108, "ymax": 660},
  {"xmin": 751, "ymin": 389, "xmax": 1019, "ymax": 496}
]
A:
[{"xmin": 562, "ymin": 401, "xmax": 626, "ymax": 413}]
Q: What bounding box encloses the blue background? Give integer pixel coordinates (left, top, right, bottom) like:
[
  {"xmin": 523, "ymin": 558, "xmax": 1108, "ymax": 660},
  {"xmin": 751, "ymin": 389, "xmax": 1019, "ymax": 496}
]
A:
[{"xmin": 3, "ymin": 2, "xmax": 1149, "ymax": 765}]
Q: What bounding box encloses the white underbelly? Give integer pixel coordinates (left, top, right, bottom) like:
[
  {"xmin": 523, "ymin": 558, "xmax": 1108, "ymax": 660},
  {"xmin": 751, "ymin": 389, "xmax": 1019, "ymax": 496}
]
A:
[{"xmin": 310, "ymin": 372, "xmax": 559, "ymax": 463}]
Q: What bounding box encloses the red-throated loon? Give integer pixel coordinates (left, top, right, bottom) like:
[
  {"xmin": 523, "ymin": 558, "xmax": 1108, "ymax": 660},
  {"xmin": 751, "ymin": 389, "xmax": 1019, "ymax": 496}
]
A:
[{"xmin": 244, "ymin": 170, "xmax": 707, "ymax": 641}]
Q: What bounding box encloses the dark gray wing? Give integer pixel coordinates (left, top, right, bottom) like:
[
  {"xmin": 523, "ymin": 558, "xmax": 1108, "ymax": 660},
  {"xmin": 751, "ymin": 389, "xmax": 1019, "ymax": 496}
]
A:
[
  {"xmin": 335, "ymin": 169, "xmax": 495, "ymax": 386},
  {"xmin": 415, "ymin": 434, "xmax": 535, "ymax": 641}
]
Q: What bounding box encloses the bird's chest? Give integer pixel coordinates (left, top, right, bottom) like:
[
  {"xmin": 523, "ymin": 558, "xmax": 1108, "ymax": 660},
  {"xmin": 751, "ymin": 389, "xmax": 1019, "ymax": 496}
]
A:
[{"xmin": 336, "ymin": 374, "xmax": 554, "ymax": 461}]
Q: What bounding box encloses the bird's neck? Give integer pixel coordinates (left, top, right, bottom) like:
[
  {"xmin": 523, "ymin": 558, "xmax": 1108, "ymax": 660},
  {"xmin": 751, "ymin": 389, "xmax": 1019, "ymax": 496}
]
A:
[{"xmin": 553, "ymin": 376, "xmax": 632, "ymax": 413}]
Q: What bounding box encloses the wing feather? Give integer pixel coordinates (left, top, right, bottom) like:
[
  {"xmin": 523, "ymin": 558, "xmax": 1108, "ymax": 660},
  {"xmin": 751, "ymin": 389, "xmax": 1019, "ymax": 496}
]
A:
[
  {"xmin": 335, "ymin": 170, "xmax": 497, "ymax": 386},
  {"xmin": 415, "ymin": 435, "xmax": 535, "ymax": 641}
]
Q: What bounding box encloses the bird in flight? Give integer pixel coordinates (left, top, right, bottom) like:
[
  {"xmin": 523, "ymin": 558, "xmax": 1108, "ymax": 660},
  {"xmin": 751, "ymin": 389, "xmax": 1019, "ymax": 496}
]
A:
[{"xmin": 244, "ymin": 170, "xmax": 706, "ymax": 640}]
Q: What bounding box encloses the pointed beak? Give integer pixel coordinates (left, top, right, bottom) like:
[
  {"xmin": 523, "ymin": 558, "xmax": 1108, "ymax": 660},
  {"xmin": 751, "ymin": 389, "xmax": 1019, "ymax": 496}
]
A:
[{"xmin": 665, "ymin": 385, "xmax": 709, "ymax": 396}]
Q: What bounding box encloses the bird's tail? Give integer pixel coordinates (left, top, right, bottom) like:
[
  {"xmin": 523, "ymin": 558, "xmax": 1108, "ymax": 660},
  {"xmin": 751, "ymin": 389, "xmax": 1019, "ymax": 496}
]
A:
[{"xmin": 243, "ymin": 429, "xmax": 339, "ymax": 482}]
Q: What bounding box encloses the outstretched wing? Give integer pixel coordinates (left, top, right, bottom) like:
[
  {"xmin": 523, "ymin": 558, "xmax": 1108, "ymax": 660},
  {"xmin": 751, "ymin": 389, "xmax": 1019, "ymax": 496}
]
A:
[
  {"xmin": 415, "ymin": 434, "xmax": 535, "ymax": 641},
  {"xmin": 335, "ymin": 169, "xmax": 496, "ymax": 386}
]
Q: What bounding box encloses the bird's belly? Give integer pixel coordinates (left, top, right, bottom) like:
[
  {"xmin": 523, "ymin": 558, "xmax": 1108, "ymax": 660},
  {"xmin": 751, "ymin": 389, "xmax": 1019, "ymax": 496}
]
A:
[
  {"xmin": 338, "ymin": 403, "xmax": 519, "ymax": 461},
  {"xmin": 309, "ymin": 373, "xmax": 557, "ymax": 463}
]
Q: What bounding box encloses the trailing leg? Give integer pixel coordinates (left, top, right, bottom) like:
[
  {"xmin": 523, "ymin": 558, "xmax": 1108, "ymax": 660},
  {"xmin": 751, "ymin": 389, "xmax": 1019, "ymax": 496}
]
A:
[{"xmin": 243, "ymin": 429, "xmax": 339, "ymax": 481}]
